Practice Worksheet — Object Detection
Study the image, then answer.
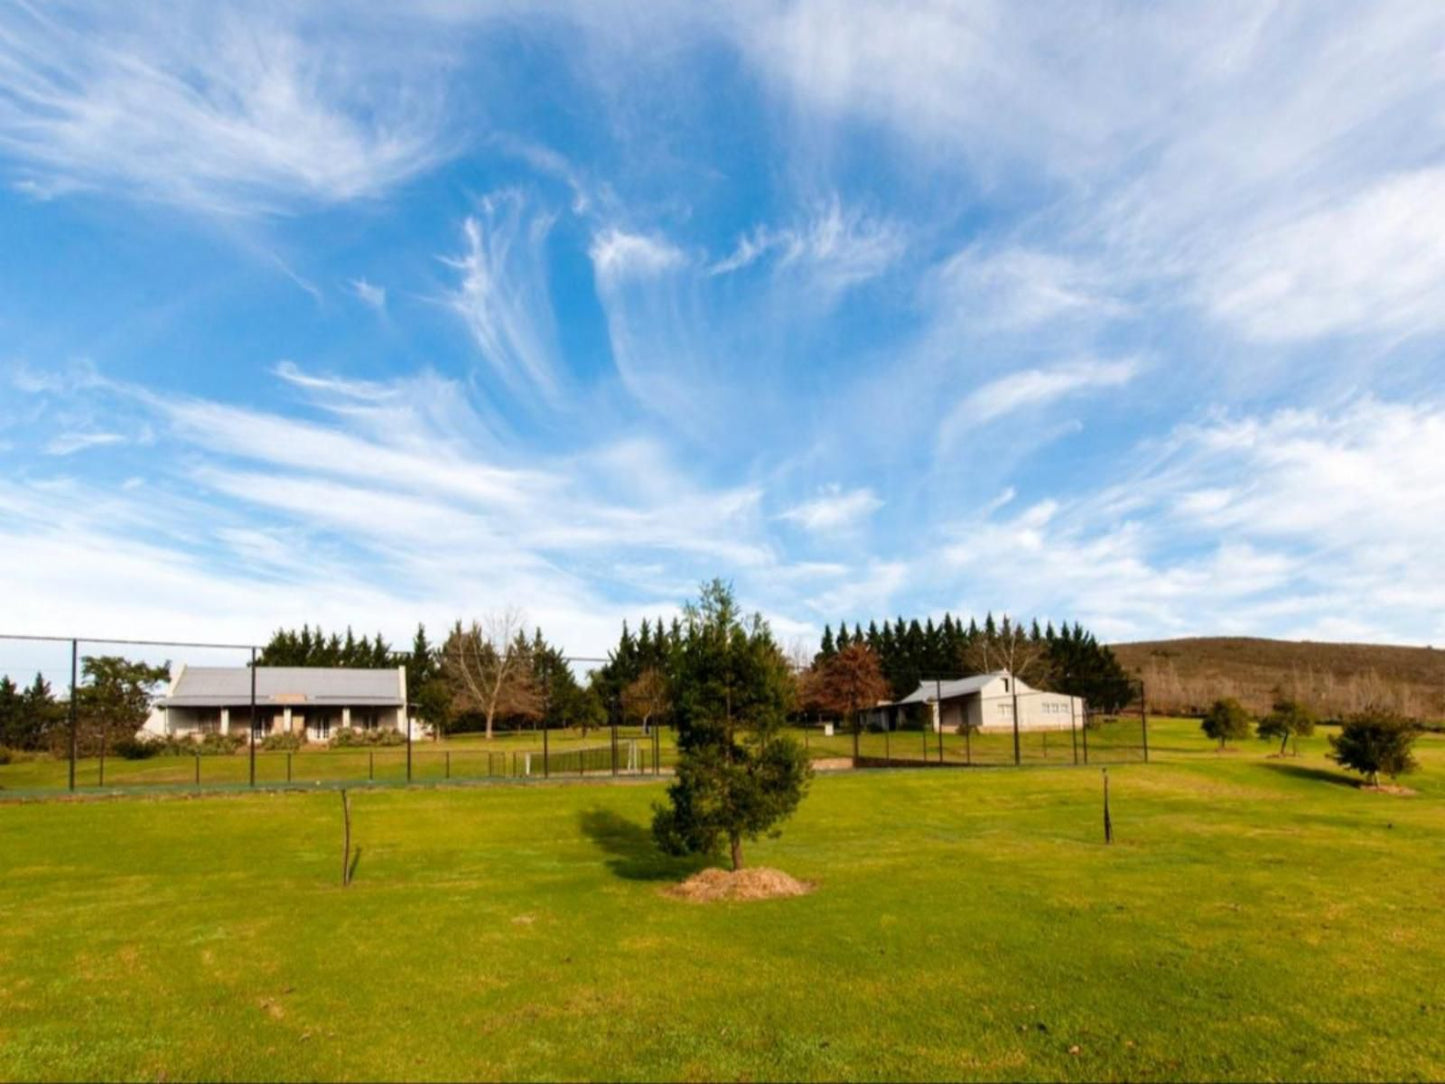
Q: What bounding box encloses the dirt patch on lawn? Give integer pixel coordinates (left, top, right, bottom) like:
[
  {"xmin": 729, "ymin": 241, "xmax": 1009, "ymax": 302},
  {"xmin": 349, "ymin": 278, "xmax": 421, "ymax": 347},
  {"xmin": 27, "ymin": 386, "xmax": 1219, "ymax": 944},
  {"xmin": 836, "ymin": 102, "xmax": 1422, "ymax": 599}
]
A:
[
  {"xmin": 811, "ymin": 757, "xmax": 854, "ymax": 771},
  {"xmin": 665, "ymin": 867, "xmax": 815, "ymax": 903},
  {"xmin": 1361, "ymin": 784, "xmax": 1418, "ymax": 796}
]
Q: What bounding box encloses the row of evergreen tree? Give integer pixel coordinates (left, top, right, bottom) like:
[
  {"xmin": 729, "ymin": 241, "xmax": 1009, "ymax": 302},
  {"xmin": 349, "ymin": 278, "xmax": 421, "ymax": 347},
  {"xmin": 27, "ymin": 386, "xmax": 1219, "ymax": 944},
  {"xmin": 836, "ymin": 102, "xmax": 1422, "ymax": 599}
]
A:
[
  {"xmin": 0, "ymin": 674, "xmax": 61, "ymax": 750},
  {"xmin": 816, "ymin": 611, "xmax": 1135, "ymax": 713}
]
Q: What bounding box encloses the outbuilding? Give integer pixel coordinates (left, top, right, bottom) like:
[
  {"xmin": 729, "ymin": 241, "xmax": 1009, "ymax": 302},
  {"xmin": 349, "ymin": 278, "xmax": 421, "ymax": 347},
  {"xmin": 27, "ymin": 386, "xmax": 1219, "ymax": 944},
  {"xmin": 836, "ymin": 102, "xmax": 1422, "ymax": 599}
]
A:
[
  {"xmin": 142, "ymin": 665, "xmax": 409, "ymax": 743},
  {"xmin": 877, "ymin": 671, "xmax": 1085, "ymax": 733}
]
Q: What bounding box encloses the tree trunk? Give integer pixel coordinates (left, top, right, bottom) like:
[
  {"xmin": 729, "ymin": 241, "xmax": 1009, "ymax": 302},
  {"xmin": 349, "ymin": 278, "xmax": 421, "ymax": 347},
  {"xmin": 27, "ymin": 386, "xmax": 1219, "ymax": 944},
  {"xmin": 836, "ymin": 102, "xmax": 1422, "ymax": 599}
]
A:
[
  {"xmin": 1280, "ymin": 732, "xmax": 1290, "ymax": 756},
  {"xmin": 729, "ymin": 833, "xmax": 743, "ymax": 872},
  {"xmin": 485, "ymin": 705, "xmax": 495, "ymax": 741}
]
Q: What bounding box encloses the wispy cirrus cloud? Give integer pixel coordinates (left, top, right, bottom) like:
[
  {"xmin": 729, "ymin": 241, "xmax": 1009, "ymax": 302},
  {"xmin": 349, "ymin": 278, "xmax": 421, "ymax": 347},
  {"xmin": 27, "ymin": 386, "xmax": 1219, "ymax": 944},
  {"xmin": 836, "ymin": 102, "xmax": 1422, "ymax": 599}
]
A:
[
  {"xmin": 936, "ymin": 356, "xmax": 1141, "ymax": 451},
  {"xmin": 349, "ymin": 278, "xmax": 387, "ymax": 312},
  {"xmin": 442, "ymin": 194, "xmax": 564, "ymax": 398},
  {"xmin": 0, "ymin": 3, "xmax": 451, "ymax": 214},
  {"xmin": 711, "ymin": 198, "xmax": 905, "ymax": 292},
  {"xmin": 1200, "ymin": 168, "xmax": 1445, "ymax": 342},
  {"xmin": 778, "ymin": 485, "xmax": 883, "ymax": 533},
  {"xmin": 589, "ymin": 228, "xmax": 687, "ymax": 282},
  {"xmin": 44, "ymin": 431, "xmax": 126, "ymax": 456},
  {"xmin": 941, "ymin": 398, "xmax": 1445, "ymax": 643}
]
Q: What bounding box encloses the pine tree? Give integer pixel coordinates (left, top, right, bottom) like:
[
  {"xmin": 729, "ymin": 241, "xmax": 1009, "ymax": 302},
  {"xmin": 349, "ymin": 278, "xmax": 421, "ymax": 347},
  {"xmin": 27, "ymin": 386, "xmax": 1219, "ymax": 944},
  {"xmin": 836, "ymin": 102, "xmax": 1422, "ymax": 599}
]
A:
[
  {"xmin": 652, "ymin": 580, "xmax": 811, "ymax": 871},
  {"xmin": 818, "ymin": 625, "xmax": 836, "ymax": 662}
]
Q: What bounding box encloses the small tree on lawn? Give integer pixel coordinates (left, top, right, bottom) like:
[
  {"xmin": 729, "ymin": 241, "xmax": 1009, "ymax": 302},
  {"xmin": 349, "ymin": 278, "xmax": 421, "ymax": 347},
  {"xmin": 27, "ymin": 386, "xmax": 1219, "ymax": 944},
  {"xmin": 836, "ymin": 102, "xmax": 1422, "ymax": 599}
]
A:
[
  {"xmin": 1329, "ymin": 707, "xmax": 1419, "ymax": 787},
  {"xmin": 1201, "ymin": 697, "xmax": 1253, "ymax": 749},
  {"xmin": 1257, "ymin": 697, "xmax": 1317, "ymax": 756},
  {"xmin": 652, "ymin": 579, "xmax": 812, "ymax": 872}
]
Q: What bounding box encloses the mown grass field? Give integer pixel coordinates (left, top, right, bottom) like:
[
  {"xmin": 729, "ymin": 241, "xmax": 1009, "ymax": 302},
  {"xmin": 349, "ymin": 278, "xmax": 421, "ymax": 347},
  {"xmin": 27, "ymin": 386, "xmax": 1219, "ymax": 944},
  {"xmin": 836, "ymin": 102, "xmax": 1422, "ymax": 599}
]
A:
[{"xmin": 1, "ymin": 719, "xmax": 1442, "ymax": 1081}]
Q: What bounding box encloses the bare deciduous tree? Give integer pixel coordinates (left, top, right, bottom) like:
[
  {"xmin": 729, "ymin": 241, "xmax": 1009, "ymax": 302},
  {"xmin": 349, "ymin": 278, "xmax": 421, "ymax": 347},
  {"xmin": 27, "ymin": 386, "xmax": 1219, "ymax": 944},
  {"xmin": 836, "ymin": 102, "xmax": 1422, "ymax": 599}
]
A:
[
  {"xmin": 442, "ymin": 610, "xmax": 541, "ymax": 740},
  {"xmin": 961, "ymin": 617, "xmax": 1049, "ymax": 683},
  {"xmin": 622, "ymin": 667, "xmax": 669, "ymax": 734}
]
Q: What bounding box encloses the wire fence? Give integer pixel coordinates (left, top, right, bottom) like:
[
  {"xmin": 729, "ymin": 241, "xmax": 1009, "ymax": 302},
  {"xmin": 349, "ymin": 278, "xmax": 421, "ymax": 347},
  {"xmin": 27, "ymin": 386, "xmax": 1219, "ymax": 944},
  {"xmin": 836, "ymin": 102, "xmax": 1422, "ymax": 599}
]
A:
[
  {"xmin": 799, "ymin": 715, "xmax": 1149, "ymax": 768},
  {"xmin": 0, "ymin": 633, "xmax": 1149, "ymax": 798}
]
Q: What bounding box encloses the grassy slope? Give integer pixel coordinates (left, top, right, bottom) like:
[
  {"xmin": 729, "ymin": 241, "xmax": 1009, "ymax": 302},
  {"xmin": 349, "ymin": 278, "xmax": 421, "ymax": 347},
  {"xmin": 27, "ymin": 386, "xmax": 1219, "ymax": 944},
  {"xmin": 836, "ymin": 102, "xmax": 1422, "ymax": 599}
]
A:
[
  {"xmin": 1111, "ymin": 636, "xmax": 1445, "ymax": 719},
  {"xmin": 1, "ymin": 721, "xmax": 1443, "ymax": 1082}
]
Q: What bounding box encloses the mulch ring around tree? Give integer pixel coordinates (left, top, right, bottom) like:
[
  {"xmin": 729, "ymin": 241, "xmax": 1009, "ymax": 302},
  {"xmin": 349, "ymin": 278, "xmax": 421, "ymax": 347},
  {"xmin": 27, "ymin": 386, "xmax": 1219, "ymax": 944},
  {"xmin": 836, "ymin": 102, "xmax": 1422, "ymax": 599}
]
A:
[
  {"xmin": 664, "ymin": 867, "xmax": 816, "ymax": 903},
  {"xmin": 1360, "ymin": 784, "xmax": 1417, "ymax": 796}
]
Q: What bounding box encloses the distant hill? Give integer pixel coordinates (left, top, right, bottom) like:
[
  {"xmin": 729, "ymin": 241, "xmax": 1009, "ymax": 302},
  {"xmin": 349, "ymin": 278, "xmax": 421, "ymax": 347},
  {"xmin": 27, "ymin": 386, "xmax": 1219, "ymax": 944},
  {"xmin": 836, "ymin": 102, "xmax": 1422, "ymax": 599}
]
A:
[{"xmin": 1109, "ymin": 637, "xmax": 1445, "ymax": 721}]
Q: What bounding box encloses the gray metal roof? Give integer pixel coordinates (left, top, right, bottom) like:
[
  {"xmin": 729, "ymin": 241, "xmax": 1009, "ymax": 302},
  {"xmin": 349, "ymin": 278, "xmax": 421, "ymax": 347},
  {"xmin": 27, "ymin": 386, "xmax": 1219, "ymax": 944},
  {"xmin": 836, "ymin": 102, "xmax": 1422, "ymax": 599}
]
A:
[
  {"xmin": 163, "ymin": 667, "xmax": 403, "ymax": 708},
  {"xmin": 887, "ymin": 672, "xmax": 1005, "ymax": 706}
]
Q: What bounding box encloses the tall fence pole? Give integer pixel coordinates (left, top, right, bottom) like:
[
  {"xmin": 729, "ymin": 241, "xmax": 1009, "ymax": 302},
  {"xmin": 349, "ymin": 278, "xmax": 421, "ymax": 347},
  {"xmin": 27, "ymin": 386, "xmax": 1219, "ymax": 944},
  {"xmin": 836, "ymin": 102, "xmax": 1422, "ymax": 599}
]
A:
[
  {"xmin": 1139, "ymin": 680, "xmax": 1150, "ymax": 764},
  {"xmin": 406, "ymin": 705, "xmax": 413, "ymax": 784},
  {"xmin": 1081, "ymin": 704, "xmax": 1090, "ymax": 765},
  {"xmin": 248, "ymin": 647, "xmax": 257, "ymax": 787},
  {"xmin": 67, "ymin": 638, "xmax": 78, "ymax": 791},
  {"xmin": 1011, "ymin": 680, "xmax": 1021, "ymax": 766},
  {"xmin": 934, "ymin": 677, "xmax": 942, "ymax": 763},
  {"xmin": 1070, "ymin": 699, "xmax": 1079, "ymax": 765}
]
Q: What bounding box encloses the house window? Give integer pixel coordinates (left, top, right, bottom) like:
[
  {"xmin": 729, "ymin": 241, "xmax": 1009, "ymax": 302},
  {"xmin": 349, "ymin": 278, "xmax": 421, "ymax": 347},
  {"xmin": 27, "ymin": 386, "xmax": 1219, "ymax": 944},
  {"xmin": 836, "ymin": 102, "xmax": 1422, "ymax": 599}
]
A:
[
  {"xmin": 997, "ymin": 703, "xmax": 1011, "ymax": 718},
  {"xmin": 356, "ymin": 710, "xmax": 379, "ymax": 732},
  {"xmin": 312, "ymin": 715, "xmax": 331, "ymax": 741},
  {"xmin": 196, "ymin": 710, "xmax": 221, "ymax": 735}
]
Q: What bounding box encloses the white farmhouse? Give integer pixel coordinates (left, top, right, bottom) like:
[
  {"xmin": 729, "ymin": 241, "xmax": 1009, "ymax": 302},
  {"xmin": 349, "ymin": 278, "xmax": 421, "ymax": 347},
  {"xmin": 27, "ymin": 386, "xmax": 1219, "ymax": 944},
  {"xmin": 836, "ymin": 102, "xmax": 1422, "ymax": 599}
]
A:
[
  {"xmin": 879, "ymin": 671, "xmax": 1085, "ymax": 733},
  {"xmin": 142, "ymin": 666, "xmax": 410, "ymax": 743}
]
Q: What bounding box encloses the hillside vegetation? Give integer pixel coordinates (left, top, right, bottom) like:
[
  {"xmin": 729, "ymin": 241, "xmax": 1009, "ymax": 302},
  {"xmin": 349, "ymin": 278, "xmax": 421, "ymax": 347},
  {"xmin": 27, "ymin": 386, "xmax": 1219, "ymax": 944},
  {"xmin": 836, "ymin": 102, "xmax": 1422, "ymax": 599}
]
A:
[{"xmin": 1111, "ymin": 636, "xmax": 1445, "ymax": 720}]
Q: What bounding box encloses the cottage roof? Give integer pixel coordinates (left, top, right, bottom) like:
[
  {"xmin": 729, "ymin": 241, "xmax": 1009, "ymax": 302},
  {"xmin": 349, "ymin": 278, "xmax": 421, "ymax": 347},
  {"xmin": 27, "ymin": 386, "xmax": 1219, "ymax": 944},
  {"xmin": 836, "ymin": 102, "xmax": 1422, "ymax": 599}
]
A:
[{"xmin": 163, "ymin": 666, "xmax": 403, "ymax": 708}]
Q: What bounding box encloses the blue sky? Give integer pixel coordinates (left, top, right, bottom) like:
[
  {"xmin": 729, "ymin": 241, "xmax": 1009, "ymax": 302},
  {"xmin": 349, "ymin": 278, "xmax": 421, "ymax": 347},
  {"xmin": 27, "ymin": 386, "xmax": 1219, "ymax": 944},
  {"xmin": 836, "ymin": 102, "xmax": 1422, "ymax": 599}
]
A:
[{"xmin": 2, "ymin": 1, "xmax": 1444, "ymax": 660}]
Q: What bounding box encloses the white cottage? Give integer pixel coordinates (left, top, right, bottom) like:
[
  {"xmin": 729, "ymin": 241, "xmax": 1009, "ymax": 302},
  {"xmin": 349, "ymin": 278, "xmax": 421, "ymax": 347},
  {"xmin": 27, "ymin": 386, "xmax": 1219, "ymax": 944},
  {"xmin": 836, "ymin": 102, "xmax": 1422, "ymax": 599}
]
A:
[
  {"xmin": 878, "ymin": 671, "xmax": 1085, "ymax": 733},
  {"xmin": 142, "ymin": 665, "xmax": 409, "ymax": 743}
]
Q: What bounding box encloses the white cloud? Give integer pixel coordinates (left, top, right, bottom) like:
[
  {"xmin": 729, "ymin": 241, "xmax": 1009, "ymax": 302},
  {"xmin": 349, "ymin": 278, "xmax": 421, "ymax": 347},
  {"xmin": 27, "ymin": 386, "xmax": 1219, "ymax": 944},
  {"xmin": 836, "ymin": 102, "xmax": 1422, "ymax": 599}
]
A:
[
  {"xmin": 350, "ymin": 278, "xmax": 387, "ymax": 312},
  {"xmin": 801, "ymin": 559, "xmax": 909, "ymax": 618},
  {"xmin": 936, "ymin": 356, "xmax": 1140, "ymax": 449},
  {"xmin": 713, "ymin": 198, "xmax": 906, "ymax": 292},
  {"xmin": 44, "ymin": 431, "xmax": 126, "ymax": 456},
  {"xmin": 441, "ymin": 195, "xmax": 563, "ymax": 398},
  {"xmin": 938, "ymin": 246, "xmax": 1126, "ymax": 329},
  {"xmin": 778, "ymin": 486, "xmax": 883, "ymax": 532},
  {"xmin": 940, "ymin": 397, "xmax": 1445, "ymax": 644},
  {"xmin": 589, "ymin": 228, "xmax": 687, "ymax": 282},
  {"xmin": 1, "ymin": 364, "xmax": 791, "ymax": 655},
  {"xmin": 1201, "ymin": 168, "xmax": 1445, "ymax": 342},
  {"xmin": 0, "ymin": 4, "xmax": 449, "ymax": 214}
]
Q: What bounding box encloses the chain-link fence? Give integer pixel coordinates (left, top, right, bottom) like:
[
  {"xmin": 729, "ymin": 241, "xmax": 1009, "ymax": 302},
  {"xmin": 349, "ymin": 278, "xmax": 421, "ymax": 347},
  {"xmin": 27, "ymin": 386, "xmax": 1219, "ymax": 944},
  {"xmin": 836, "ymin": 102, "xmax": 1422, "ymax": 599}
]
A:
[
  {"xmin": 0, "ymin": 634, "xmax": 670, "ymax": 797},
  {"xmin": 0, "ymin": 634, "xmax": 1148, "ymax": 798},
  {"xmin": 796, "ymin": 681, "xmax": 1150, "ymax": 768}
]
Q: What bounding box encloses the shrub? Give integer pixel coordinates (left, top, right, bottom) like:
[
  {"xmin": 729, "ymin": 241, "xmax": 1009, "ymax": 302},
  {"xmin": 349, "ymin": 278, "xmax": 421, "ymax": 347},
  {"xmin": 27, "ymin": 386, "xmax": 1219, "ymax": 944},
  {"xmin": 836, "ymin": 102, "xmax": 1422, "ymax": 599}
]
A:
[
  {"xmin": 112, "ymin": 737, "xmax": 160, "ymax": 760},
  {"xmin": 261, "ymin": 731, "xmax": 306, "ymax": 752},
  {"xmin": 1330, "ymin": 708, "xmax": 1420, "ymax": 787},
  {"xmin": 330, "ymin": 727, "xmax": 406, "ymax": 748},
  {"xmin": 196, "ymin": 732, "xmax": 247, "ymax": 756},
  {"xmin": 1201, "ymin": 698, "xmax": 1253, "ymax": 749},
  {"xmin": 1257, "ymin": 697, "xmax": 1317, "ymax": 756},
  {"xmin": 0, "ymin": 746, "xmax": 11, "ymax": 765}
]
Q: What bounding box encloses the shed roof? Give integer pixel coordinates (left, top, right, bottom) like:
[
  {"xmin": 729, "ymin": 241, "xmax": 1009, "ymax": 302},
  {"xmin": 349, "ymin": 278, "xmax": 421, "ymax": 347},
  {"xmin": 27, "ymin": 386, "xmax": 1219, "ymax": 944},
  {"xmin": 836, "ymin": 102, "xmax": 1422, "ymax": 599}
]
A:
[
  {"xmin": 163, "ymin": 666, "xmax": 403, "ymax": 708},
  {"xmin": 886, "ymin": 672, "xmax": 1011, "ymax": 707}
]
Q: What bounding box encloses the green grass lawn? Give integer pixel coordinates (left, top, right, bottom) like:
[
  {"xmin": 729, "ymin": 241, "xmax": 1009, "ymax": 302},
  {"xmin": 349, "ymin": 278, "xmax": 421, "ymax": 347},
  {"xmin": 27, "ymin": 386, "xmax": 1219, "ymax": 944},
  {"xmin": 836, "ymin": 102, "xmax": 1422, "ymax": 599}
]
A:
[{"xmin": 1, "ymin": 720, "xmax": 1442, "ymax": 1081}]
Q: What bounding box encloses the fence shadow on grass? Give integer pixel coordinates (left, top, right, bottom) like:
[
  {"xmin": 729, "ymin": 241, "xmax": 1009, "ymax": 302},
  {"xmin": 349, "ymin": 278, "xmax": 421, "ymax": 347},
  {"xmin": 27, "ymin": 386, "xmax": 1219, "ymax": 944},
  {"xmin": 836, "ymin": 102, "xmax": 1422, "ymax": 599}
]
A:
[
  {"xmin": 1260, "ymin": 761, "xmax": 1359, "ymax": 789},
  {"xmin": 578, "ymin": 808, "xmax": 711, "ymax": 882}
]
